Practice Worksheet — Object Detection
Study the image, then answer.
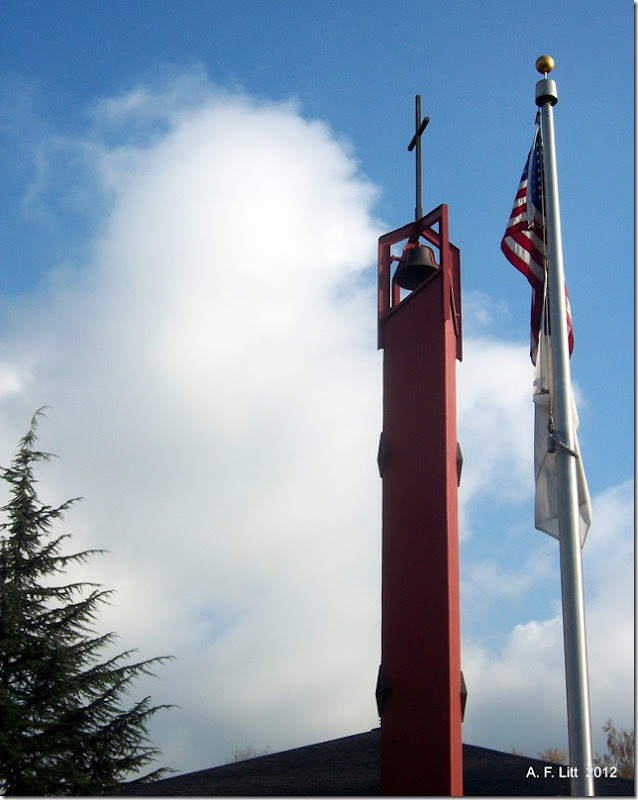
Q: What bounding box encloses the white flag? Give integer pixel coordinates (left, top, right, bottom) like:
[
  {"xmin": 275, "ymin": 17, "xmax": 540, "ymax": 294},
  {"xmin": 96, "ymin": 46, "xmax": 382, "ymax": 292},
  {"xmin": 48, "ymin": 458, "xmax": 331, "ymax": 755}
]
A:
[{"xmin": 533, "ymin": 329, "xmax": 592, "ymax": 545}]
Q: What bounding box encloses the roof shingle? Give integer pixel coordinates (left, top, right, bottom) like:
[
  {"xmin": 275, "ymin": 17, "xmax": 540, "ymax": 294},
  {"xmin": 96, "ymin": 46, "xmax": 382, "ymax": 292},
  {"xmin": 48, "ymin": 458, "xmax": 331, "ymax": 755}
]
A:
[{"xmin": 112, "ymin": 729, "xmax": 634, "ymax": 796}]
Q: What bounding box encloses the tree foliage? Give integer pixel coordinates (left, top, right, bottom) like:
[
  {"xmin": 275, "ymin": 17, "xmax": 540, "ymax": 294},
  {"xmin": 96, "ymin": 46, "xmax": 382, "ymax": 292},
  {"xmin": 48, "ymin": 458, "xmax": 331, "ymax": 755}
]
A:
[
  {"xmin": 529, "ymin": 719, "xmax": 634, "ymax": 779},
  {"xmin": 229, "ymin": 745, "xmax": 271, "ymax": 763},
  {"xmin": 595, "ymin": 719, "xmax": 634, "ymax": 779},
  {"xmin": 537, "ymin": 746, "xmax": 567, "ymax": 764},
  {"xmin": 0, "ymin": 412, "xmax": 174, "ymax": 795}
]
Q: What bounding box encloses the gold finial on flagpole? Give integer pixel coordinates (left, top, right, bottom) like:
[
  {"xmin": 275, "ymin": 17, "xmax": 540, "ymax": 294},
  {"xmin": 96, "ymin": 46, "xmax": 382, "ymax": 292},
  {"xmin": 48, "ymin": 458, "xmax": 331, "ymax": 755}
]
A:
[
  {"xmin": 535, "ymin": 55, "xmax": 558, "ymax": 106},
  {"xmin": 535, "ymin": 55, "xmax": 555, "ymax": 75}
]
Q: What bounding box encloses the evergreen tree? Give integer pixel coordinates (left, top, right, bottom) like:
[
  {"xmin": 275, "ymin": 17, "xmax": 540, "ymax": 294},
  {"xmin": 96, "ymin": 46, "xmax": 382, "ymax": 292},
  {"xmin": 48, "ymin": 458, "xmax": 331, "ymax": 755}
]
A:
[{"xmin": 0, "ymin": 411, "xmax": 174, "ymax": 795}]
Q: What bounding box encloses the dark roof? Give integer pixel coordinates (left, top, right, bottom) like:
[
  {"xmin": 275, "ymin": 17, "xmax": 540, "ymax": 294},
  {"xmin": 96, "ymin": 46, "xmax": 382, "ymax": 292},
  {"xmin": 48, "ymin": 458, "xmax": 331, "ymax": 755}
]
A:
[{"xmin": 115, "ymin": 729, "xmax": 634, "ymax": 796}]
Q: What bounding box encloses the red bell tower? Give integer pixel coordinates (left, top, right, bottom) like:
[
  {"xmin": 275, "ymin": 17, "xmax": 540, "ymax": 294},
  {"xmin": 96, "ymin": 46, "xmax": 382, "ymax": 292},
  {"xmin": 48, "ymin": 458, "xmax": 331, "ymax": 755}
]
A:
[{"xmin": 375, "ymin": 98, "xmax": 464, "ymax": 796}]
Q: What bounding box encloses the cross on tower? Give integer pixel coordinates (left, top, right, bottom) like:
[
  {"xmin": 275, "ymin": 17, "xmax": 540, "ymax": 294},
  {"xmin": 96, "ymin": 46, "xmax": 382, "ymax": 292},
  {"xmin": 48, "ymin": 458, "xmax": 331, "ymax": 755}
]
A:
[{"xmin": 407, "ymin": 95, "xmax": 430, "ymax": 221}]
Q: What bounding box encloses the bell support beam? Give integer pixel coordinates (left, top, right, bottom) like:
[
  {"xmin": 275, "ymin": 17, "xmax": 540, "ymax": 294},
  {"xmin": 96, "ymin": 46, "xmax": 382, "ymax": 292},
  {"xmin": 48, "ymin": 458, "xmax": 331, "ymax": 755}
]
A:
[{"xmin": 378, "ymin": 204, "xmax": 462, "ymax": 357}]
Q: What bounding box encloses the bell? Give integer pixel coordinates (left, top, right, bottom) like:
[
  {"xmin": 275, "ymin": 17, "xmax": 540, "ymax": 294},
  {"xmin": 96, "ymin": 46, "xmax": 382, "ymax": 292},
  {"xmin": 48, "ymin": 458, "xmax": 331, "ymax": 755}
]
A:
[{"xmin": 393, "ymin": 243, "xmax": 439, "ymax": 291}]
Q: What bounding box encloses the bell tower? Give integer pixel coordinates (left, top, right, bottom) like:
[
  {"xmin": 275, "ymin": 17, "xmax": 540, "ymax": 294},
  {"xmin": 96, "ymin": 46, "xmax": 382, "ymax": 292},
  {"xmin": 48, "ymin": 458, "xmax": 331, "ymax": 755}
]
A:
[{"xmin": 375, "ymin": 97, "xmax": 464, "ymax": 796}]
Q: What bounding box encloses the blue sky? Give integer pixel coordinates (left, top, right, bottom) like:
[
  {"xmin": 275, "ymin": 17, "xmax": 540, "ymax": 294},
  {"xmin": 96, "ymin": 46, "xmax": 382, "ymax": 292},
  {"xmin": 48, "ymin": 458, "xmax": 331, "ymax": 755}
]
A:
[{"xmin": 0, "ymin": 0, "xmax": 633, "ymax": 778}]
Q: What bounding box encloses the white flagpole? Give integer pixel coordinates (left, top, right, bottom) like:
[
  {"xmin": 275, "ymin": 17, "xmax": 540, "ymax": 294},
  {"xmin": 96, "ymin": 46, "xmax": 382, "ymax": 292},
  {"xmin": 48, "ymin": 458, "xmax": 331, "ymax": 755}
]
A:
[{"xmin": 534, "ymin": 56, "xmax": 594, "ymax": 796}]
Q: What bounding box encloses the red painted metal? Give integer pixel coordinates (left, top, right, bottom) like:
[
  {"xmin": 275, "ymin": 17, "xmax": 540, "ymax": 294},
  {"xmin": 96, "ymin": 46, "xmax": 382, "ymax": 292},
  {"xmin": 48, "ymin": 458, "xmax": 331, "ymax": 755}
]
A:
[{"xmin": 377, "ymin": 204, "xmax": 463, "ymax": 796}]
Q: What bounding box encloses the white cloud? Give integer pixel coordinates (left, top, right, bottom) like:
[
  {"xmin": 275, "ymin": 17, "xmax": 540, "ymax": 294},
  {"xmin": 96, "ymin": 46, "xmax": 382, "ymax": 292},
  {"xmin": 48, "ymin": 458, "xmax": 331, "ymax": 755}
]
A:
[
  {"xmin": 1, "ymin": 75, "xmax": 383, "ymax": 772},
  {"xmin": 461, "ymin": 546, "xmax": 555, "ymax": 618},
  {"xmin": 1, "ymin": 71, "xmax": 632, "ymax": 777},
  {"xmin": 457, "ymin": 334, "xmax": 535, "ymax": 539},
  {"xmin": 0, "ymin": 360, "xmax": 27, "ymax": 399},
  {"xmin": 583, "ymin": 480, "xmax": 634, "ymax": 737},
  {"xmin": 462, "ymin": 289, "xmax": 513, "ymax": 334},
  {"xmin": 461, "ymin": 479, "xmax": 634, "ymax": 759}
]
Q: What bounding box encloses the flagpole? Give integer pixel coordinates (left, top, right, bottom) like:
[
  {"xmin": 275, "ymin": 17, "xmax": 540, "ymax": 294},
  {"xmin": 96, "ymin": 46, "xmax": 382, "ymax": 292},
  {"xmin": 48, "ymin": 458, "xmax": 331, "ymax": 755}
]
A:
[{"xmin": 534, "ymin": 56, "xmax": 594, "ymax": 797}]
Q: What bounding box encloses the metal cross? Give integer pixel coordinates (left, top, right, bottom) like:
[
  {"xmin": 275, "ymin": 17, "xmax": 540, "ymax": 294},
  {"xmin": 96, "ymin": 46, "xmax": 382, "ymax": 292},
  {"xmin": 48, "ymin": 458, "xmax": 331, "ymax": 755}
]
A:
[{"xmin": 407, "ymin": 95, "xmax": 430, "ymax": 221}]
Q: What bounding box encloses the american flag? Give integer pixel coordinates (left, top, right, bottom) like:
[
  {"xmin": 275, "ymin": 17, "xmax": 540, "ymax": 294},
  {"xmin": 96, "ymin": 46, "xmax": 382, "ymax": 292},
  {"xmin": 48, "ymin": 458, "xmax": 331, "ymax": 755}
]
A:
[{"xmin": 501, "ymin": 123, "xmax": 573, "ymax": 364}]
